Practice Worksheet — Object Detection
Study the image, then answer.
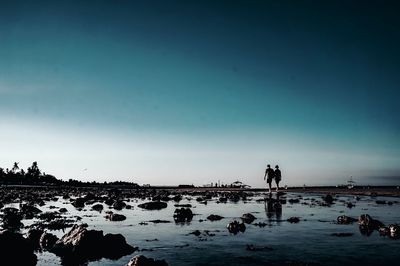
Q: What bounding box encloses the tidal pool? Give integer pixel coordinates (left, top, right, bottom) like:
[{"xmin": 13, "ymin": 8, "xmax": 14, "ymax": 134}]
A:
[{"xmin": 25, "ymin": 192, "xmax": 400, "ymax": 266}]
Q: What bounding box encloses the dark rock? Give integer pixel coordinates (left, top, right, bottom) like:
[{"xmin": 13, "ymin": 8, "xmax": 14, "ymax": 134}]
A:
[
  {"xmin": 105, "ymin": 212, "xmax": 127, "ymax": 221},
  {"xmin": 38, "ymin": 211, "xmax": 61, "ymax": 221},
  {"xmin": 59, "ymin": 208, "xmax": 68, "ymax": 213},
  {"xmin": 105, "ymin": 198, "xmax": 114, "ymax": 206},
  {"xmin": 288, "ymin": 199, "xmax": 300, "ymax": 204},
  {"xmin": 337, "ymin": 215, "xmax": 357, "ymax": 224},
  {"xmin": 103, "ymin": 233, "xmax": 138, "ymax": 259},
  {"xmin": 26, "ymin": 228, "xmax": 44, "ymax": 249},
  {"xmin": 174, "ymin": 204, "xmax": 192, "ymax": 208},
  {"xmin": 20, "ymin": 204, "xmax": 42, "ymax": 219},
  {"xmin": 1, "ymin": 207, "xmax": 23, "ymax": 229},
  {"xmin": 148, "ymin": 220, "xmax": 171, "ymax": 224},
  {"xmin": 51, "ymin": 224, "xmax": 135, "ymax": 263},
  {"xmin": 376, "ymin": 200, "xmax": 387, "ymax": 205},
  {"xmin": 323, "ymin": 194, "xmax": 334, "ymax": 204},
  {"xmin": 72, "ymin": 198, "xmax": 86, "ymax": 208},
  {"xmin": 92, "ymin": 204, "xmax": 104, "ymax": 212},
  {"xmin": 138, "ymin": 201, "xmax": 167, "ymax": 210},
  {"xmin": 40, "ymin": 232, "xmax": 58, "ymax": 250},
  {"xmin": 190, "ymin": 230, "xmax": 201, "ymax": 236},
  {"xmin": 358, "ymin": 214, "xmax": 385, "ymax": 236},
  {"xmin": 246, "ymin": 244, "xmax": 273, "ymax": 251},
  {"xmin": 253, "ymin": 222, "xmax": 268, "ymax": 227},
  {"xmin": 172, "ymin": 195, "xmax": 182, "ymax": 202},
  {"xmin": 331, "ymin": 233, "xmax": 353, "ymax": 237},
  {"xmin": 287, "ymin": 217, "xmax": 300, "ymax": 223},
  {"xmin": 241, "ymin": 213, "xmax": 256, "ymax": 224},
  {"xmin": 0, "ymin": 230, "xmax": 37, "ymax": 266},
  {"xmin": 113, "ymin": 200, "xmax": 126, "ymax": 210},
  {"xmin": 227, "ymin": 221, "xmax": 246, "ymax": 234},
  {"xmin": 207, "ymin": 214, "xmax": 224, "ymax": 221},
  {"xmin": 173, "ymin": 208, "xmax": 193, "ymax": 223},
  {"xmin": 125, "ymin": 255, "xmax": 168, "ymax": 266}
]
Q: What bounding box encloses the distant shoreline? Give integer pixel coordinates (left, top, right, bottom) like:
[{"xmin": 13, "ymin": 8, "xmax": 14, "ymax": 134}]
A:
[{"xmin": 2, "ymin": 184, "xmax": 399, "ymax": 197}]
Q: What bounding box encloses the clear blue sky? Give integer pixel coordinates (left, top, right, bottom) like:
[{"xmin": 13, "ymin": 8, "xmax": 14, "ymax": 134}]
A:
[{"xmin": 1, "ymin": 0, "xmax": 399, "ymax": 186}]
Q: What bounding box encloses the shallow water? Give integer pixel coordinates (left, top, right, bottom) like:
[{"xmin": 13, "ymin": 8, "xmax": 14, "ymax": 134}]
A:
[{"xmin": 18, "ymin": 192, "xmax": 400, "ymax": 265}]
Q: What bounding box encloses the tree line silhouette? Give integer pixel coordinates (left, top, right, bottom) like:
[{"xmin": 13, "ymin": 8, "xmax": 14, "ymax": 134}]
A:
[{"xmin": 0, "ymin": 161, "xmax": 139, "ymax": 188}]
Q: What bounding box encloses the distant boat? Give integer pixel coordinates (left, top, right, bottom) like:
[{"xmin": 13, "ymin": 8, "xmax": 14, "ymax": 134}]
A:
[
  {"xmin": 347, "ymin": 176, "xmax": 356, "ymax": 189},
  {"xmin": 231, "ymin": 180, "xmax": 251, "ymax": 188}
]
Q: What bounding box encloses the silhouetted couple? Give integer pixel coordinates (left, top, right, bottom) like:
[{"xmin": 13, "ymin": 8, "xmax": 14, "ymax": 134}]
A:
[{"xmin": 263, "ymin": 164, "xmax": 281, "ymax": 193}]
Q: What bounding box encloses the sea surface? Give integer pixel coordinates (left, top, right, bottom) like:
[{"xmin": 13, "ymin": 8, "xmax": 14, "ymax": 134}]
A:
[{"xmin": 15, "ymin": 192, "xmax": 400, "ymax": 265}]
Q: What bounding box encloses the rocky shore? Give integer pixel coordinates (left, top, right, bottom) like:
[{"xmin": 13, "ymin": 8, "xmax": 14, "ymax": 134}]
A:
[{"xmin": 0, "ymin": 185, "xmax": 399, "ymax": 265}]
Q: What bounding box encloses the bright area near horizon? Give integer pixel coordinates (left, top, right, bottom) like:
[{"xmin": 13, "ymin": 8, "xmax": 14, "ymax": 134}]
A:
[{"xmin": 1, "ymin": 1, "xmax": 399, "ymax": 187}]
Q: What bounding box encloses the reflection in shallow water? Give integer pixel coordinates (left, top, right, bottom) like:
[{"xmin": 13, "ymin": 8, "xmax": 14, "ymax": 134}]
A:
[{"xmin": 265, "ymin": 193, "xmax": 282, "ymax": 223}]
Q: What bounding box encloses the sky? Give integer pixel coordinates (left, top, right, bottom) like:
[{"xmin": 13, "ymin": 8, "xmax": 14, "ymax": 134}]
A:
[{"xmin": 0, "ymin": 0, "xmax": 399, "ymax": 187}]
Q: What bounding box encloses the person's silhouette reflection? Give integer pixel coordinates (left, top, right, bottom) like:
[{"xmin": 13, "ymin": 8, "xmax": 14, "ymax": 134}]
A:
[{"xmin": 264, "ymin": 193, "xmax": 282, "ymax": 223}]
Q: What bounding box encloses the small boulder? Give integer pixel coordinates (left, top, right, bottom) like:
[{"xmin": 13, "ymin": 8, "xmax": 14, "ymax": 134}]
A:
[
  {"xmin": 138, "ymin": 201, "xmax": 167, "ymax": 210},
  {"xmin": 241, "ymin": 213, "xmax": 256, "ymax": 224},
  {"xmin": 173, "ymin": 208, "xmax": 193, "ymax": 223},
  {"xmin": 92, "ymin": 204, "xmax": 104, "ymax": 212},
  {"xmin": 207, "ymin": 214, "xmax": 224, "ymax": 221},
  {"xmin": 105, "ymin": 212, "xmax": 127, "ymax": 221},
  {"xmin": 287, "ymin": 217, "xmax": 300, "ymax": 223},
  {"xmin": 337, "ymin": 215, "xmax": 357, "ymax": 224},
  {"xmin": 227, "ymin": 221, "xmax": 246, "ymax": 234}
]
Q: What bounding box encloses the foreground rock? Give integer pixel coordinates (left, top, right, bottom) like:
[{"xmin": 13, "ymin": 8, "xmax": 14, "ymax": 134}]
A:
[
  {"xmin": 379, "ymin": 224, "xmax": 400, "ymax": 239},
  {"xmin": 126, "ymin": 255, "xmax": 168, "ymax": 266},
  {"xmin": 138, "ymin": 201, "xmax": 168, "ymax": 210},
  {"xmin": 241, "ymin": 213, "xmax": 256, "ymax": 224},
  {"xmin": 337, "ymin": 215, "xmax": 358, "ymax": 224},
  {"xmin": 358, "ymin": 214, "xmax": 384, "ymax": 236},
  {"xmin": 1, "ymin": 207, "xmax": 23, "ymax": 229},
  {"xmin": 173, "ymin": 208, "xmax": 193, "ymax": 223},
  {"xmin": 0, "ymin": 230, "xmax": 37, "ymax": 265},
  {"xmin": 40, "ymin": 232, "xmax": 59, "ymax": 250},
  {"xmin": 105, "ymin": 212, "xmax": 127, "ymax": 221},
  {"xmin": 207, "ymin": 214, "xmax": 224, "ymax": 221},
  {"xmin": 51, "ymin": 224, "xmax": 136, "ymax": 263},
  {"xmin": 227, "ymin": 221, "xmax": 246, "ymax": 234}
]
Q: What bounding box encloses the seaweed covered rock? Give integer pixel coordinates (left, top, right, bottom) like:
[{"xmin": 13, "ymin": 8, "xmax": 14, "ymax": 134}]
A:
[
  {"xmin": 126, "ymin": 255, "xmax": 169, "ymax": 266},
  {"xmin": 138, "ymin": 201, "xmax": 167, "ymax": 210}
]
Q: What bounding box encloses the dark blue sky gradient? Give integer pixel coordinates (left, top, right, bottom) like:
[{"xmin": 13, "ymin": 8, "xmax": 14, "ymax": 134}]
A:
[{"xmin": 0, "ymin": 0, "xmax": 399, "ymax": 185}]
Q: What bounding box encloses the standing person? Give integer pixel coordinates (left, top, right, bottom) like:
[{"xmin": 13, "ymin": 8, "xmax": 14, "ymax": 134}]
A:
[
  {"xmin": 264, "ymin": 164, "xmax": 275, "ymax": 193},
  {"xmin": 274, "ymin": 165, "xmax": 281, "ymax": 192}
]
